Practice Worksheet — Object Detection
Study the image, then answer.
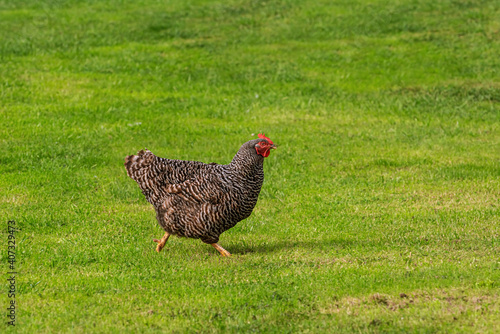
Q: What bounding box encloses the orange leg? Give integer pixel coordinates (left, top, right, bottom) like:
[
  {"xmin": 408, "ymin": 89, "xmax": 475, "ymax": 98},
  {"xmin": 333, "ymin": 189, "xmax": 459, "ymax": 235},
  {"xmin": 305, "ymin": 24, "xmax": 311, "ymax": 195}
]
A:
[
  {"xmin": 153, "ymin": 232, "xmax": 170, "ymax": 253},
  {"xmin": 211, "ymin": 243, "xmax": 231, "ymax": 257}
]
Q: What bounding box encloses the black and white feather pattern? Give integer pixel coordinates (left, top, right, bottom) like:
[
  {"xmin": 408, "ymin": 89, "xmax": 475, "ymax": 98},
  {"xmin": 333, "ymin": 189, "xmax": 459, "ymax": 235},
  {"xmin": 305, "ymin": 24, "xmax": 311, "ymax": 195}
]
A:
[{"xmin": 125, "ymin": 139, "xmax": 267, "ymax": 244}]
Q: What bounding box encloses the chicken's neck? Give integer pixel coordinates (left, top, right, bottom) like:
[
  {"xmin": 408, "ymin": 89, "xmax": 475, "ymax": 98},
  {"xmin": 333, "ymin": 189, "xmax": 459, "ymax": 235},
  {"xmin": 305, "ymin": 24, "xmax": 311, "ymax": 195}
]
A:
[{"xmin": 229, "ymin": 149, "xmax": 264, "ymax": 177}]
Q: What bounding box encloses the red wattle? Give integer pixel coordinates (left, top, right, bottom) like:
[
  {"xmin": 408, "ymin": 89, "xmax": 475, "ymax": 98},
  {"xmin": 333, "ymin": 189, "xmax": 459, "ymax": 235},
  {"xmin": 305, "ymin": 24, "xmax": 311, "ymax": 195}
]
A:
[{"xmin": 256, "ymin": 146, "xmax": 270, "ymax": 157}]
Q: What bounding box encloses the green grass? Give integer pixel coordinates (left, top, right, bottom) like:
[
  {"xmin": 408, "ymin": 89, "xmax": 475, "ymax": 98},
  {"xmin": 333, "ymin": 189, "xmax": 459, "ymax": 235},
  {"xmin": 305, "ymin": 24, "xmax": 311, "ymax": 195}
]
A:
[{"xmin": 1, "ymin": 0, "xmax": 499, "ymax": 332}]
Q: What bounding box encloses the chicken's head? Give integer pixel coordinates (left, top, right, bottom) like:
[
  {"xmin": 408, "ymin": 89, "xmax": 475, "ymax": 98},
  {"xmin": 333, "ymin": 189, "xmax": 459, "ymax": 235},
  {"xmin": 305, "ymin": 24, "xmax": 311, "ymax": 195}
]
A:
[{"xmin": 255, "ymin": 133, "xmax": 276, "ymax": 158}]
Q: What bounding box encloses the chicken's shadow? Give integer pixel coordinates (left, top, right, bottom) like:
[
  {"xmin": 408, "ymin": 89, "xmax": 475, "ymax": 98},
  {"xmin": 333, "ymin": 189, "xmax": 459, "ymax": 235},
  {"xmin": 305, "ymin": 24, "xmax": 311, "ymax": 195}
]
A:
[{"xmin": 228, "ymin": 238, "xmax": 354, "ymax": 255}]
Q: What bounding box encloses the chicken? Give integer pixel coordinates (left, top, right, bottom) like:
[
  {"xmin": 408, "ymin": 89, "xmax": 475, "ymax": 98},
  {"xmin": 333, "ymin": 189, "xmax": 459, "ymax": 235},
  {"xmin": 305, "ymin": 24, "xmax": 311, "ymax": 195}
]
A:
[{"xmin": 124, "ymin": 134, "xmax": 276, "ymax": 256}]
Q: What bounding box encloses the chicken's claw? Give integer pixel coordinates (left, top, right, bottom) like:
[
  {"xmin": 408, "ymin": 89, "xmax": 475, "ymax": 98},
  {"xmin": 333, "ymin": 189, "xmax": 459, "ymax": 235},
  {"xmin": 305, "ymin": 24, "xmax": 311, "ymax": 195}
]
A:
[
  {"xmin": 153, "ymin": 232, "xmax": 170, "ymax": 253},
  {"xmin": 211, "ymin": 243, "xmax": 232, "ymax": 257}
]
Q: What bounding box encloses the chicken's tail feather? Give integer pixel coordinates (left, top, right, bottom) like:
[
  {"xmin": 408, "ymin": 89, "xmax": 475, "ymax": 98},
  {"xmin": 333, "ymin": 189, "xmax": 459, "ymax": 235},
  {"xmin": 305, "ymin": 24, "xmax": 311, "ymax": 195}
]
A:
[{"xmin": 124, "ymin": 149, "xmax": 154, "ymax": 180}]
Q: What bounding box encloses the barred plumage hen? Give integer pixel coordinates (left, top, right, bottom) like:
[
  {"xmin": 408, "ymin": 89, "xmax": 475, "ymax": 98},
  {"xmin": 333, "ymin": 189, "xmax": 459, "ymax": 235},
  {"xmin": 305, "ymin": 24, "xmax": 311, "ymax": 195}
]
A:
[{"xmin": 124, "ymin": 134, "xmax": 276, "ymax": 256}]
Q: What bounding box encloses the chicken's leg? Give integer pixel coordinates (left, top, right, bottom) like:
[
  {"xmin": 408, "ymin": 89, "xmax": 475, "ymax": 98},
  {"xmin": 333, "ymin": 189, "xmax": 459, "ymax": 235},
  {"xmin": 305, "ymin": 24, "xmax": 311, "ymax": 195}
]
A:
[
  {"xmin": 153, "ymin": 232, "xmax": 170, "ymax": 253},
  {"xmin": 211, "ymin": 243, "xmax": 231, "ymax": 257}
]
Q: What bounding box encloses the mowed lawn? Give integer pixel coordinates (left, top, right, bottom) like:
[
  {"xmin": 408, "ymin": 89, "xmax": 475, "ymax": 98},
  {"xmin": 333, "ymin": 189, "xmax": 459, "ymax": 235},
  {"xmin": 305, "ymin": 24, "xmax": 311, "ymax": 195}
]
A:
[{"xmin": 1, "ymin": 0, "xmax": 499, "ymax": 332}]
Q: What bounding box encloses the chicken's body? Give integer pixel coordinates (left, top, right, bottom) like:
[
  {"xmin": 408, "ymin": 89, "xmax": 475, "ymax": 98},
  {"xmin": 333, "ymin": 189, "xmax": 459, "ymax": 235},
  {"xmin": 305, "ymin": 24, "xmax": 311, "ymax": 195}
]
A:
[{"xmin": 124, "ymin": 135, "xmax": 275, "ymax": 256}]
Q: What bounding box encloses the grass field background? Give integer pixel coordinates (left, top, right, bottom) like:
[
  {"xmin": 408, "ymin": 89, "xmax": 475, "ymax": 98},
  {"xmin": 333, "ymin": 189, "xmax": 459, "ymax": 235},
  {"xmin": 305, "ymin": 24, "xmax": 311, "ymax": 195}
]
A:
[{"xmin": 1, "ymin": 0, "xmax": 499, "ymax": 332}]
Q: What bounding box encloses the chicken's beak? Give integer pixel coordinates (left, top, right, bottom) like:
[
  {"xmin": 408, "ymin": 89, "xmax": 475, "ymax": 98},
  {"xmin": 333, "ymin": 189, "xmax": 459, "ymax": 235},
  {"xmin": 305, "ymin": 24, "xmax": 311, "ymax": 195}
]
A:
[{"xmin": 270, "ymin": 144, "xmax": 277, "ymax": 149}]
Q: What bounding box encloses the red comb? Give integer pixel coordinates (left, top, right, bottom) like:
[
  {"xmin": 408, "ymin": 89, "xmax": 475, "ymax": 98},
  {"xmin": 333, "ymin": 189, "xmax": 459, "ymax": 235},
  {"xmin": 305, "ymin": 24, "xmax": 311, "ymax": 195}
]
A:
[{"xmin": 258, "ymin": 133, "xmax": 273, "ymax": 145}]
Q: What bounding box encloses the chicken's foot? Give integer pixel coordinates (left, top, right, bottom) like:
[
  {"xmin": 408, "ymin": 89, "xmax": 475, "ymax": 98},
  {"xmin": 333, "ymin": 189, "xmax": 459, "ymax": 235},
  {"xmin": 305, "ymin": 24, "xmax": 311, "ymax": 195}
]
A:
[
  {"xmin": 211, "ymin": 243, "xmax": 231, "ymax": 257},
  {"xmin": 153, "ymin": 232, "xmax": 170, "ymax": 253}
]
